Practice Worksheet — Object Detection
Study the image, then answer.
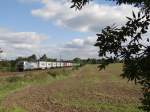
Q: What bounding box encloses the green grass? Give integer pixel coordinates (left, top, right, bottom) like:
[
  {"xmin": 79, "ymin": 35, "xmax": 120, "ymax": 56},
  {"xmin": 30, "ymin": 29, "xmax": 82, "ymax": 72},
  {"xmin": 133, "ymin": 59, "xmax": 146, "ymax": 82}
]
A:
[
  {"xmin": 64, "ymin": 97, "xmax": 141, "ymax": 112},
  {"xmin": 0, "ymin": 67, "xmax": 10, "ymax": 72},
  {"xmin": 0, "ymin": 68, "xmax": 74, "ymax": 112},
  {"xmin": 48, "ymin": 64, "xmax": 142, "ymax": 112},
  {"xmin": 0, "ymin": 64, "xmax": 143, "ymax": 112},
  {"xmin": 63, "ymin": 99, "xmax": 141, "ymax": 112},
  {"xmin": 0, "ymin": 106, "xmax": 26, "ymax": 112}
]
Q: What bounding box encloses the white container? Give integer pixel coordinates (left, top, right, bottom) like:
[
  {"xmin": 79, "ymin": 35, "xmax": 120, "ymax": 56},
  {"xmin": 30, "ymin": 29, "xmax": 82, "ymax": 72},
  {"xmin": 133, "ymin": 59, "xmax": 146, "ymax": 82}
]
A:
[
  {"xmin": 51, "ymin": 62, "xmax": 57, "ymax": 68},
  {"xmin": 38, "ymin": 61, "xmax": 47, "ymax": 69},
  {"xmin": 56, "ymin": 62, "xmax": 61, "ymax": 68},
  {"xmin": 46, "ymin": 62, "xmax": 52, "ymax": 69},
  {"xmin": 31, "ymin": 62, "xmax": 38, "ymax": 69},
  {"xmin": 60, "ymin": 62, "xmax": 64, "ymax": 67}
]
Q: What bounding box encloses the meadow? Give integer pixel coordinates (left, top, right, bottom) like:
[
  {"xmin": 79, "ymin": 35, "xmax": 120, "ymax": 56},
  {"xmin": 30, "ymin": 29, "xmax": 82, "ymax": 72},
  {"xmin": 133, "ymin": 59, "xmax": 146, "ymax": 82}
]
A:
[{"xmin": 0, "ymin": 64, "xmax": 143, "ymax": 112}]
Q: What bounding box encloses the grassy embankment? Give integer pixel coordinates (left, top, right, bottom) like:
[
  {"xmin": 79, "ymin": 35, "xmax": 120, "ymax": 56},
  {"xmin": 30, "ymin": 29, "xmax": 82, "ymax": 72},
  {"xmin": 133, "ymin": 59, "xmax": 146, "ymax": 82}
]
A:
[
  {"xmin": 0, "ymin": 64, "xmax": 143, "ymax": 112},
  {"xmin": 0, "ymin": 68, "xmax": 75, "ymax": 112},
  {"xmin": 47, "ymin": 64, "xmax": 142, "ymax": 112}
]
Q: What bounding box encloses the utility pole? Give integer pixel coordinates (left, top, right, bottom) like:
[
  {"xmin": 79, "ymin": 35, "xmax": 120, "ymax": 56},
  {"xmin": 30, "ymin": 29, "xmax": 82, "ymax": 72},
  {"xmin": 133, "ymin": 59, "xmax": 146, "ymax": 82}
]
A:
[
  {"xmin": 59, "ymin": 54, "xmax": 61, "ymax": 61},
  {"xmin": 0, "ymin": 49, "xmax": 3, "ymax": 71},
  {"xmin": 0, "ymin": 48, "xmax": 3, "ymax": 61}
]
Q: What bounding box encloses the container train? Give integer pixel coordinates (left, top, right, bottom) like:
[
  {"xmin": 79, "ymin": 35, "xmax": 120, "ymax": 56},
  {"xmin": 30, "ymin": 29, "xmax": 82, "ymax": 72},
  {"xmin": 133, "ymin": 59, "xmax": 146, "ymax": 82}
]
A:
[{"xmin": 17, "ymin": 61, "xmax": 80, "ymax": 71}]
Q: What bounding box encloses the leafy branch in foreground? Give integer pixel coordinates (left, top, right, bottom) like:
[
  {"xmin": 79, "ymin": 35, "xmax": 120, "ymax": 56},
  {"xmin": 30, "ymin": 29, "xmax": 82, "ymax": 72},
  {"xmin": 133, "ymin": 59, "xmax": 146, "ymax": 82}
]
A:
[
  {"xmin": 70, "ymin": 0, "xmax": 91, "ymax": 9},
  {"xmin": 95, "ymin": 10, "xmax": 150, "ymax": 111},
  {"xmin": 71, "ymin": 0, "xmax": 150, "ymax": 10},
  {"xmin": 70, "ymin": 0, "xmax": 150, "ymax": 111}
]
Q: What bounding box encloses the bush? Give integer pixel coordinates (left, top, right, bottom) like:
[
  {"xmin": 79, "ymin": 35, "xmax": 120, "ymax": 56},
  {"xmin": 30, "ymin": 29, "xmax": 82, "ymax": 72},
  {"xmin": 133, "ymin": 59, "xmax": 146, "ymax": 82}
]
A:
[
  {"xmin": 6, "ymin": 76, "xmax": 22, "ymax": 83},
  {"xmin": 47, "ymin": 71, "xmax": 57, "ymax": 78}
]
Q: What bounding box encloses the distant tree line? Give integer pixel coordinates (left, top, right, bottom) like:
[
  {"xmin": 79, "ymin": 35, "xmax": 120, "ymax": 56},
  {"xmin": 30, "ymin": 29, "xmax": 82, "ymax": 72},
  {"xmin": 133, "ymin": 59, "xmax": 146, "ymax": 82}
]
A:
[
  {"xmin": 72, "ymin": 57, "xmax": 122, "ymax": 67},
  {"xmin": 0, "ymin": 53, "xmax": 120, "ymax": 72},
  {"xmin": 15, "ymin": 54, "xmax": 57, "ymax": 62}
]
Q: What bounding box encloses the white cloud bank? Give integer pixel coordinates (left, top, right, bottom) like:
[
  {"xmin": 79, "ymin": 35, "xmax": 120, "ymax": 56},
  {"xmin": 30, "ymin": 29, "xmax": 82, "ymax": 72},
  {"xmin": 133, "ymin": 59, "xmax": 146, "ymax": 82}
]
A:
[
  {"xmin": 0, "ymin": 27, "xmax": 98, "ymax": 59},
  {"xmin": 28, "ymin": 0, "xmax": 139, "ymax": 59},
  {"xmin": 30, "ymin": 35, "xmax": 99, "ymax": 59},
  {"xmin": 2, "ymin": 0, "xmax": 142, "ymax": 59},
  {"xmin": 0, "ymin": 28, "xmax": 47, "ymax": 59},
  {"xmin": 60, "ymin": 36, "xmax": 99, "ymax": 59},
  {"xmin": 31, "ymin": 0, "xmax": 139, "ymax": 32}
]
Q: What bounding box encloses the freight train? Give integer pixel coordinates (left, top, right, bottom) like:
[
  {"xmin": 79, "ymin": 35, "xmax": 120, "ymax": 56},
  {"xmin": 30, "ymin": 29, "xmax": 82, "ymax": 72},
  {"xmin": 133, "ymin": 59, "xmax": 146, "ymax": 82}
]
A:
[{"xmin": 17, "ymin": 61, "xmax": 80, "ymax": 71}]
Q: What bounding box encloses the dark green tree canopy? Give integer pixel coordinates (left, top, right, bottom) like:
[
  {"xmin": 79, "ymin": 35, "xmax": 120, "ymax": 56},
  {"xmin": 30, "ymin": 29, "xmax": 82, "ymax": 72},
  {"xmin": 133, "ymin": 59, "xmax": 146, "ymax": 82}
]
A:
[
  {"xmin": 27, "ymin": 54, "xmax": 37, "ymax": 62},
  {"xmin": 73, "ymin": 57, "xmax": 81, "ymax": 63},
  {"xmin": 39, "ymin": 54, "xmax": 48, "ymax": 61}
]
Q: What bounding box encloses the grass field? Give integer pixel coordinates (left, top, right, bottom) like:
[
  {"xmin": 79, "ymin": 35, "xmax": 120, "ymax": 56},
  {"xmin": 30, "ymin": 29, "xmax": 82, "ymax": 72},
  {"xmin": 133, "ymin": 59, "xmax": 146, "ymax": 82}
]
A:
[{"xmin": 0, "ymin": 64, "xmax": 143, "ymax": 112}]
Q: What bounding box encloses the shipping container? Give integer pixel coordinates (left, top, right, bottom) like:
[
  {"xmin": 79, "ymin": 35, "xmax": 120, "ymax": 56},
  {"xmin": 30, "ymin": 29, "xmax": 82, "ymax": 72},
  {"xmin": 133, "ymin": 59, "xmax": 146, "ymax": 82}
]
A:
[
  {"xmin": 46, "ymin": 62, "xmax": 52, "ymax": 69},
  {"xmin": 56, "ymin": 62, "xmax": 61, "ymax": 68},
  {"xmin": 38, "ymin": 61, "xmax": 47, "ymax": 69},
  {"xmin": 51, "ymin": 62, "xmax": 57, "ymax": 68},
  {"xmin": 60, "ymin": 62, "xmax": 64, "ymax": 67}
]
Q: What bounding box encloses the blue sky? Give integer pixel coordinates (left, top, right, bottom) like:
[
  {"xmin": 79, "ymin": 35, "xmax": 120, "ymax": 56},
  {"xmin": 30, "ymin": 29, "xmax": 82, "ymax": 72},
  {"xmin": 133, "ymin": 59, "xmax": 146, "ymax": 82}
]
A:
[
  {"xmin": 0, "ymin": 0, "xmax": 92, "ymax": 42},
  {"xmin": 0, "ymin": 0, "xmax": 138, "ymax": 59}
]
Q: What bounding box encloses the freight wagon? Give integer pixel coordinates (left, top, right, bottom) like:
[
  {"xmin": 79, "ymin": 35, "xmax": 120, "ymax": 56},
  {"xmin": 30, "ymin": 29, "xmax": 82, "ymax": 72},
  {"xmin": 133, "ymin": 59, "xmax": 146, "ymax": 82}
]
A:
[{"xmin": 38, "ymin": 61, "xmax": 47, "ymax": 69}]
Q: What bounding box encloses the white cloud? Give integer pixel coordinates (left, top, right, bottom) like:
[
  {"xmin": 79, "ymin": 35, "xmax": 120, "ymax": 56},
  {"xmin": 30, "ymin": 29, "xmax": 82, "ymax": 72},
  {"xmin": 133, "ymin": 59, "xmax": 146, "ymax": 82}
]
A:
[
  {"xmin": 31, "ymin": 0, "xmax": 139, "ymax": 32},
  {"xmin": 0, "ymin": 27, "xmax": 99, "ymax": 59},
  {"xmin": 13, "ymin": 0, "xmax": 145, "ymax": 60},
  {"xmin": 0, "ymin": 28, "xmax": 48, "ymax": 59},
  {"xmin": 28, "ymin": 35, "xmax": 99, "ymax": 60},
  {"xmin": 64, "ymin": 36, "xmax": 96, "ymax": 48},
  {"xmin": 59, "ymin": 36, "xmax": 99, "ymax": 59}
]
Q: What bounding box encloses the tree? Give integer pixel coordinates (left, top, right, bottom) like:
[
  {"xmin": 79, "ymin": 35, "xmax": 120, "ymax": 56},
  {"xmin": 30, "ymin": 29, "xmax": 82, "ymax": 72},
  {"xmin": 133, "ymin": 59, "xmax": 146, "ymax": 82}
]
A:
[
  {"xmin": 73, "ymin": 57, "xmax": 81, "ymax": 63},
  {"xmin": 71, "ymin": 0, "xmax": 150, "ymax": 10},
  {"xmin": 0, "ymin": 48, "xmax": 3, "ymax": 60},
  {"xmin": 39, "ymin": 54, "xmax": 48, "ymax": 61},
  {"xmin": 27, "ymin": 54, "xmax": 37, "ymax": 62},
  {"xmin": 70, "ymin": 0, "xmax": 150, "ymax": 111},
  {"xmin": 95, "ymin": 10, "xmax": 150, "ymax": 111},
  {"xmin": 16, "ymin": 56, "xmax": 27, "ymax": 62},
  {"xmin": 47, "ymin": 58, "xmax": 57, "ymax": 62}
]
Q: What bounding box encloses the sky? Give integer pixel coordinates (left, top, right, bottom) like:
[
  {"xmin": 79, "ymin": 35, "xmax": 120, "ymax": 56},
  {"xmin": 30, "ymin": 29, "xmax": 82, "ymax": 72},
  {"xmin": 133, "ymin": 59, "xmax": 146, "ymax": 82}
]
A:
[{"xmin": 0, "ymin": 0, "xmax": 139, "ymax": 60}]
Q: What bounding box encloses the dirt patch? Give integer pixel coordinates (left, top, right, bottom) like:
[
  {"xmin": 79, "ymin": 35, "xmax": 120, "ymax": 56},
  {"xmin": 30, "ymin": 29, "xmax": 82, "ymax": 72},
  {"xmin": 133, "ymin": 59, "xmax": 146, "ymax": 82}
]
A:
[{"xmin": 0, "ymin": 72, "xmax": 16, "ymax": 77}]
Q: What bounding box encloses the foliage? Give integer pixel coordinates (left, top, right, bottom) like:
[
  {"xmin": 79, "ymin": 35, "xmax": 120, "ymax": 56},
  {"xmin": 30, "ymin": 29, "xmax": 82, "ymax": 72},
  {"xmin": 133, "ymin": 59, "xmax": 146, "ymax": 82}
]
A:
[
  {"xmin": 6, "ymin": 76, "xmax": 23, "ymax": 83},
  {"xmin": 94, "ymin": 9, "xmax": 150, "ymax": 112},
  {"xmin": 70, "ymin": 0, "xmax": 92, "ymax": 9},
  {"xmin": 0, "ymin": 61, "xmax": 11, "ymax": 72},
  {"xmin": 39, "ymin": 54, "xmax": 57, "ymax": 61},
  {"xmin": 27, "ymin": 54, "xmax": 37, "ymax": 62},
  {"xmin": 73, "ymin": 57, "xmax": 102, "ymax": 65},
  {"xmin": 71, "ymin": 0, "xmax": 150, "ymax": 10},
  {"xmin": 39, "ymin": 54, "xmax": 48, "ymax": 61},
  {"xmin": 73, "ymin": 57, "xmax": 81, "ymax": 63},
  {"xmin": 70, "ymin": 0, "xmax": 150, "ymax": 111}
]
